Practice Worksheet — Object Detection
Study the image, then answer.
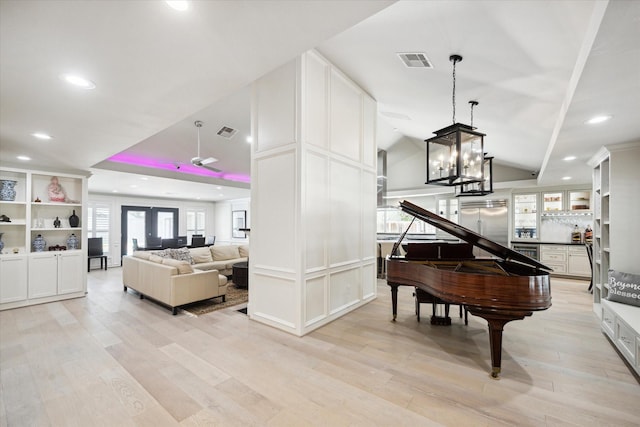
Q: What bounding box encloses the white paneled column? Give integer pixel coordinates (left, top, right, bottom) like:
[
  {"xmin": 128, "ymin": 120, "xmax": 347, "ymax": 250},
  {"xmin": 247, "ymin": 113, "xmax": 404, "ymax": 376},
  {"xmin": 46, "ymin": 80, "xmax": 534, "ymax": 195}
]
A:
[{"xmin": 249, "ymin": 50, "xmax": 377, "ymax": 336}]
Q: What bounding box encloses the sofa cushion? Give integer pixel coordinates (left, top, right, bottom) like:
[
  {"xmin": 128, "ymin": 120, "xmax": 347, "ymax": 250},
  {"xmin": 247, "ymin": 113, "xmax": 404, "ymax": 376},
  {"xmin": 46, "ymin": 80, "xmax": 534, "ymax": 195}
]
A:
[
  {"xmin": 149, "ymin": 254, "xmax": 165, "ymax": 263},
  {"xmin": 239, "ymin": 245, "xmax": 249, "ymax": 258},
  {"xmin": 167, "ymin": 247, "xmax": 194, "ymax": 264},
  {"xmin": 132, "ymin": 251, "xmax": 152, "ymax": 260},
  {"xmin": 211, "ymin": 245, "xmax": 240, "ymax": 261},
  {"xmin": 190, "ymin": 247, "xmax": 213, "ymax": 264},
  {"xmin": 161, "ymin": 258, "xmax": 194, "ymax": 274},
  {"xmin": 194, "ymin": 260, "xmax": 229, "ymax": 272}
]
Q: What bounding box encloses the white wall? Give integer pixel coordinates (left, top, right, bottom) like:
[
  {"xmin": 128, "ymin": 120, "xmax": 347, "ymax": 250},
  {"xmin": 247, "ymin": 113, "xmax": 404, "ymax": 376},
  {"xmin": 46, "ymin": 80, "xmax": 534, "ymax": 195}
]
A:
[
  {"xmin": 608, "ymin": 142, "xmax": 640, "ymax": 273},
  {"xmin": 249, "ymin": 50, "xmax": 377, "ymax": 336},
  {"xmin": 214, "ymin": 198, "xmax": 250, "ymax": 245}
]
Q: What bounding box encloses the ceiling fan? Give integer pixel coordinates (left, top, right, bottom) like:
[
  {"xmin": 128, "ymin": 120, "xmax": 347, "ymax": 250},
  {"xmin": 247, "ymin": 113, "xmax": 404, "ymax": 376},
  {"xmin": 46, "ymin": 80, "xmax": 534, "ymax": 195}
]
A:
[{"xmin": 190, "ymin": 120, "xmax": 221, "ymax": 172}]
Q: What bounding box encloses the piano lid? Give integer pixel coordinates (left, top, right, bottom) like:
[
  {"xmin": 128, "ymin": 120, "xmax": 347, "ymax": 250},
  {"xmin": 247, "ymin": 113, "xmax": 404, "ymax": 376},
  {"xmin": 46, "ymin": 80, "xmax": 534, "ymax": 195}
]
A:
[{"xmin": 398, "ymin": 200, "xmax": 552, "ymax": 271}]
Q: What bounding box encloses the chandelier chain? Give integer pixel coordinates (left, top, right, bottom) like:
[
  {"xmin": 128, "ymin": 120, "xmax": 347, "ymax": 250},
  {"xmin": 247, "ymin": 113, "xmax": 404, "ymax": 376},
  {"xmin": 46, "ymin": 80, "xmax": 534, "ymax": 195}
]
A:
[{"xmin": 452, "ymin": 60, "xmax": 457, "ymax": 124}]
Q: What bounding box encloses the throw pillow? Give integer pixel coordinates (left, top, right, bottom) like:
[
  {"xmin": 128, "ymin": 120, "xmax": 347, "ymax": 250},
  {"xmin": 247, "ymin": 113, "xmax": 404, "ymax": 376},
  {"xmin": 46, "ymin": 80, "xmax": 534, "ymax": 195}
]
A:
[
  {"xmin": 168, "ymin": 247, "xmax": 194, "ymax": 264},
  {"xmin": 161, "ymin": 258, "xmax": 194, "ymax": 275},
  {"xmin": 190, "ymin": 247, "xmax": 213, "ymax": 264},
  {"xmin": 607, "ymin": 269, "xmax": 640, "ymax": 307},
  {"xmin": 212, "ymin": 245, "xmax": 240, "ymax": 261},
  {"xmin": 150, "ymin": 249, "xmax": 170, "ymax": 258}
]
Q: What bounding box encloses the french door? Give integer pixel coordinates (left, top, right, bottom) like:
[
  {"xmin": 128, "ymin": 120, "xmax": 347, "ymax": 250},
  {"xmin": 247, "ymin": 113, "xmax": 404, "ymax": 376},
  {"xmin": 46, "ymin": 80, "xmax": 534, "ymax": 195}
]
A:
[{"xmin": 121, "ymin": 206, "xmax": 178, "ymax": 256}]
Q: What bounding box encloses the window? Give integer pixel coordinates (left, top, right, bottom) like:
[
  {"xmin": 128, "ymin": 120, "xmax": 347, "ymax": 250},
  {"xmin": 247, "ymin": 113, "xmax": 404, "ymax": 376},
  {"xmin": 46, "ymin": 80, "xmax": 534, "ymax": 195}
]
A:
[
  {"xmin": 186, "ymin": 209, "xmax": 205, "ymax": 240},
  {"xmin": 377, "ymin": 208, "xmax": 435, "ymax": 235},
  {"xmin": 88, "ymin": 203, "xmax": 110, "ymax": 253}
]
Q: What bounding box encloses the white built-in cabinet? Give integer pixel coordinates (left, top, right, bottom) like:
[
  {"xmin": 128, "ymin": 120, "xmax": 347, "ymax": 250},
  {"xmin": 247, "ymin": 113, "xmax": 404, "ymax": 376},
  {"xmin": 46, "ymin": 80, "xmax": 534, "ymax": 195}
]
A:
[
  {"xmin": 0, "ymin": 255, "xmax": 28, "ymax": 303},
  {"xmin": 28, "ymin": 251, "xmax": 84, "ymax": 298},
  {"xmin": 540, "ymin": 244, "xmax": 591, "ymax": 278},
  {"xmin": 0, "ymin": 166, "xmax": 87, "ymax": 310},
  {"xmin": 589, "ymin": 142, "xmax": 640, "ymax": 377}
]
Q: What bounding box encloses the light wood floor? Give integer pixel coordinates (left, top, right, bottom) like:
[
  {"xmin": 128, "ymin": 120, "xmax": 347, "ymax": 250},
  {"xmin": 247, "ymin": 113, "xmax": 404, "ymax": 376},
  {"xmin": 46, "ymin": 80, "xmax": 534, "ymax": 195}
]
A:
[{"xmin": 1, "ymin": 269, "xmax": 639, "ymax": 426}]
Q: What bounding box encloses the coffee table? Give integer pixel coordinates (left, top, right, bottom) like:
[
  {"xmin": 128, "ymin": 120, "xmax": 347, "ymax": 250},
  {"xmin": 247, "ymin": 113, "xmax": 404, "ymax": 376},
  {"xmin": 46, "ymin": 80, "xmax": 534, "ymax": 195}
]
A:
[{"xmin": 232, "ymin": 261, "xmax": 248, "ymax": 288}]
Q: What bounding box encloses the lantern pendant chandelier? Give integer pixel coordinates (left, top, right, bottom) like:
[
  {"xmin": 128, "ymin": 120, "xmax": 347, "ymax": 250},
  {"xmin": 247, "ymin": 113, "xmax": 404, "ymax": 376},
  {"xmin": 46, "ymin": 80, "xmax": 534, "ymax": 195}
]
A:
[
  {"xmin": 426, "ymin": 54, "xmax": 486, "ymax": 188},
  {"xmin": 456, "ymin": 100, "xmax": 494, "ymax": 196}
]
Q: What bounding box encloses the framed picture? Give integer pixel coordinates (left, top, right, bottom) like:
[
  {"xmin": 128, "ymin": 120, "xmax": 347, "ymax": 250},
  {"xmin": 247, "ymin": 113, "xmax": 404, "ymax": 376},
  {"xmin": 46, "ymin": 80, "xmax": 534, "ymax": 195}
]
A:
[{"xmin": 232, "ymin": 210, "xmax": 246, "ymax": 238}]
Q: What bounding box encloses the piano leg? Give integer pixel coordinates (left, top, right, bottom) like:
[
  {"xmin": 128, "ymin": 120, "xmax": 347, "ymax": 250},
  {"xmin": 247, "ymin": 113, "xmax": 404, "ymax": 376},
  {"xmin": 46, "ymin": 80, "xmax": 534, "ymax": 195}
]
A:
[
  {"xmin": 486, "ymin": 318, "xmax": 510, "ymax": 379},
  {"xmin": 389, "ymin": 283, "xmax": 399, "ymax": 321},
  {"xmin": 468, "ymin": 309, "xmax": 527, "ymax": 379}
]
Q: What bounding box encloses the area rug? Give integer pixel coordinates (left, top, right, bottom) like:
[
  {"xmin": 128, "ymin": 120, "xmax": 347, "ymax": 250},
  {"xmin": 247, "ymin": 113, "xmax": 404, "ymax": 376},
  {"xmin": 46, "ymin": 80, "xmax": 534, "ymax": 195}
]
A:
[{"xmin": 180, "ymin": 283, "xmax": 248, "ymax": 316}]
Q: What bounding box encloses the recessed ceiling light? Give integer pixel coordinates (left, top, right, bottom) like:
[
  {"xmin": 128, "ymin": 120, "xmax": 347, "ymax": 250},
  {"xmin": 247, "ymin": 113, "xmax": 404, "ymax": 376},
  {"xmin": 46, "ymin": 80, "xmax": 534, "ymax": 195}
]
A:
[
  {"xmin": 32, "ymin": 132, "xmax": 52, "ymax": 140},
  {"xmin": 166, "ymin": 1, "xmax": 189, "ymax": 11},
  {"xmin": 586, "ymin": 115, "xmax": 612, "ymax": 125},
  {"xmin": 562, "ymin": 176, "xmax": 572, "ymax": 180},
  {"xmin": 61, "ymin": 73, "xmax": 96, "ymax": 89},
  {"xmin": 140, "ymin": 177, "xmax": 148, "ymax": 181},
  {"xmin": 246, "ymin": 136, "xmax": 253, "ymax": 143},
  {"xmin": 563, "ymin": 156, "xmax": 576, "ymax": 161},
  {"xmin": 17, "ymin": 155, "xmax": 31, "ymax": 161},
  {"xmin": 129, "ymin": 185, "xmax": 138, "ymax": 188},
  {"xmin": 216, "ymin": 186, "xmax": 222, "ymax": 190},
  {"xmin": 112, "ymin": 190, "xmax": 118, "ymax": 193}
]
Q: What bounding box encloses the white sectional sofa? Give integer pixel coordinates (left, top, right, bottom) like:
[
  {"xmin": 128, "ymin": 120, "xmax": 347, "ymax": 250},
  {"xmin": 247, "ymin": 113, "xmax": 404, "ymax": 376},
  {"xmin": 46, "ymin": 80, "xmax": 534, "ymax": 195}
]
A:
[
  {"xmin": 188, "ymin": 244, "xmax": 249, "ymax": 276},
  {"xmin": 121, "ymin": 244, "xmax": 248, "ymax": 314}
]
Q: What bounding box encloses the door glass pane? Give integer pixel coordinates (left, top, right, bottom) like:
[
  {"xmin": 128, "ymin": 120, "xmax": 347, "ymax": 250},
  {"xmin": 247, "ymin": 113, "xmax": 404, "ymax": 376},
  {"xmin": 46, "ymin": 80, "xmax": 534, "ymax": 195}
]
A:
[
  {"xmin": 127, "ymin": 211, "xmax": 146, "ymax": 255},
  {"xmin": 157, "ymin": 211, "xmax": 174, "ymax": 239}
]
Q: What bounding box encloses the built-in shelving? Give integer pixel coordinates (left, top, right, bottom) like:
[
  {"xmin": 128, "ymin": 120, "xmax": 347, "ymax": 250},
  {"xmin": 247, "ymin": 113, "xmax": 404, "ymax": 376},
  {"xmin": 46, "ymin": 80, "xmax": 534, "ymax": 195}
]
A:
[
  {"xmin": 0, "ymin": 166, "xmax": 87, "ymax": 310},
  {"xmin": 588, "ymin": 142, "xmax": 640, "ymax": 377}
]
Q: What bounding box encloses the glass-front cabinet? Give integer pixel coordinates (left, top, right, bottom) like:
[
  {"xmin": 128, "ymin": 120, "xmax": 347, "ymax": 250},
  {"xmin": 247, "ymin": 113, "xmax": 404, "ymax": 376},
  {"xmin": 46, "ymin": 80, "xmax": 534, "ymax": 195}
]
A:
[
  {"xmin": 515, "ymin": 188, "xmax": 593, "ymax": 244},
  {"xmin": 543, "ymin": 192, "xmax": 563, "ymax": 212},
  {"xmin": 513, "ymin": 193, "xmax": 537, "ymax": 239},
  {"xmin": 543, "ymin": 190, "xmax": 591, "ymax": 212},
  {"xmin": 568, "ymin": 190, "xmax": 591, "ymax": 211}
]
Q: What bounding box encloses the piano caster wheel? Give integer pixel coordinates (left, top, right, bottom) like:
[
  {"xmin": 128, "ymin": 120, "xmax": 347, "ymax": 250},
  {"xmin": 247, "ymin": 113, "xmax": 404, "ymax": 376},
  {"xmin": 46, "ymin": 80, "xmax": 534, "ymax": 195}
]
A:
[{"xmin": 490, "ymin": 367, "xmax": 501, "ymax": 379}]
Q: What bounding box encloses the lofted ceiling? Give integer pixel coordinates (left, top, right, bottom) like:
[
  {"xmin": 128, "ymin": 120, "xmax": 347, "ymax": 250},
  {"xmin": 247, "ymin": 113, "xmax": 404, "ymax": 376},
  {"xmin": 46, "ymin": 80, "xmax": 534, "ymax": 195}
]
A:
[{"xmin": 1, "ymin": 1, "xmax": 639, "ymax": 200}]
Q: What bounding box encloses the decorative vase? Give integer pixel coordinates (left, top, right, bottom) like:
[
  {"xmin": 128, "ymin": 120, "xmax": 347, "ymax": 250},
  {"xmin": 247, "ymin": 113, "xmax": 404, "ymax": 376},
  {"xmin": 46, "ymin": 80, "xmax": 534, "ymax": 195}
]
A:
[
  {"xmin": 0, "ymin": 232, "xmax": 4, "ymax": 252},
  {"xmin": 66, "ymin": 233, "xmax": 79, "ymax": 250},
  {"xmin": 54, "ymin": 216, "xmax": 61, "ymax": 228},
  {"xmin": 69, "ymin": 210, "xmax": 79, "ymax": 228},
  {"xmin": 0, "ymin": 180, "xmax": 17, "ymax": 201},
  {"xmin": 33, "ymin": 234, "xmax": 46, "ymax": 252}
]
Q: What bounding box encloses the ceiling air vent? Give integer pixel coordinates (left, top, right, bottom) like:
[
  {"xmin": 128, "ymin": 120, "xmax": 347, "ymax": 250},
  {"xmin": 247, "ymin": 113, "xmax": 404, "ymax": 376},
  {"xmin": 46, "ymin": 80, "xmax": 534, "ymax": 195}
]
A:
[
  {"xmin": 216, "ymin": 126, "xmax": 237, "ymax": 139},
  {"xmin": 397, "ymin": 52, "xmax": 433, "ymax": 68}
]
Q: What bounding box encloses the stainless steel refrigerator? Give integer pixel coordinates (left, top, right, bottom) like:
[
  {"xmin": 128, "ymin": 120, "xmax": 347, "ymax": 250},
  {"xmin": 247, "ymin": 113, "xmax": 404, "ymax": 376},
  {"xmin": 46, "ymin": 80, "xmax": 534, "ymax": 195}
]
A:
[{"xmin": 458, "ymin": 199, "xmax": 509, "ymax": 257}]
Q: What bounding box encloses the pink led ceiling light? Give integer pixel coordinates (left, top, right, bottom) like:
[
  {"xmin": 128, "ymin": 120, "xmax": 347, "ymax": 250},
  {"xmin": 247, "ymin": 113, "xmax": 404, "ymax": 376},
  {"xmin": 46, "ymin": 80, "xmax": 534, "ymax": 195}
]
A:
[{"xmin": 107, "ymin": 153, "xmax": 250, "ymax": 184}]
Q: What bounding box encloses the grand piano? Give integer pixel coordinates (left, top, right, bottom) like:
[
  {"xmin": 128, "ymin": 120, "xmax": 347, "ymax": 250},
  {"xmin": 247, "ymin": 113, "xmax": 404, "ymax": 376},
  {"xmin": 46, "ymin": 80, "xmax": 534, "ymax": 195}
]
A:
[{"xmin": 387, "ymin": 200, "xmax": 552, "ymax": 378}]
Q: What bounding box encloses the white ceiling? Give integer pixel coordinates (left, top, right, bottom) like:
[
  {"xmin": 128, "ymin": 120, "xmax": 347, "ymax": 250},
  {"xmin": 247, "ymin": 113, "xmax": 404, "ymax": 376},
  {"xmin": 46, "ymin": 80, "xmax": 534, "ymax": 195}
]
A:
[{"xmin": 1, "ymin": 1, "xmax": 639, "ymax": 200}]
